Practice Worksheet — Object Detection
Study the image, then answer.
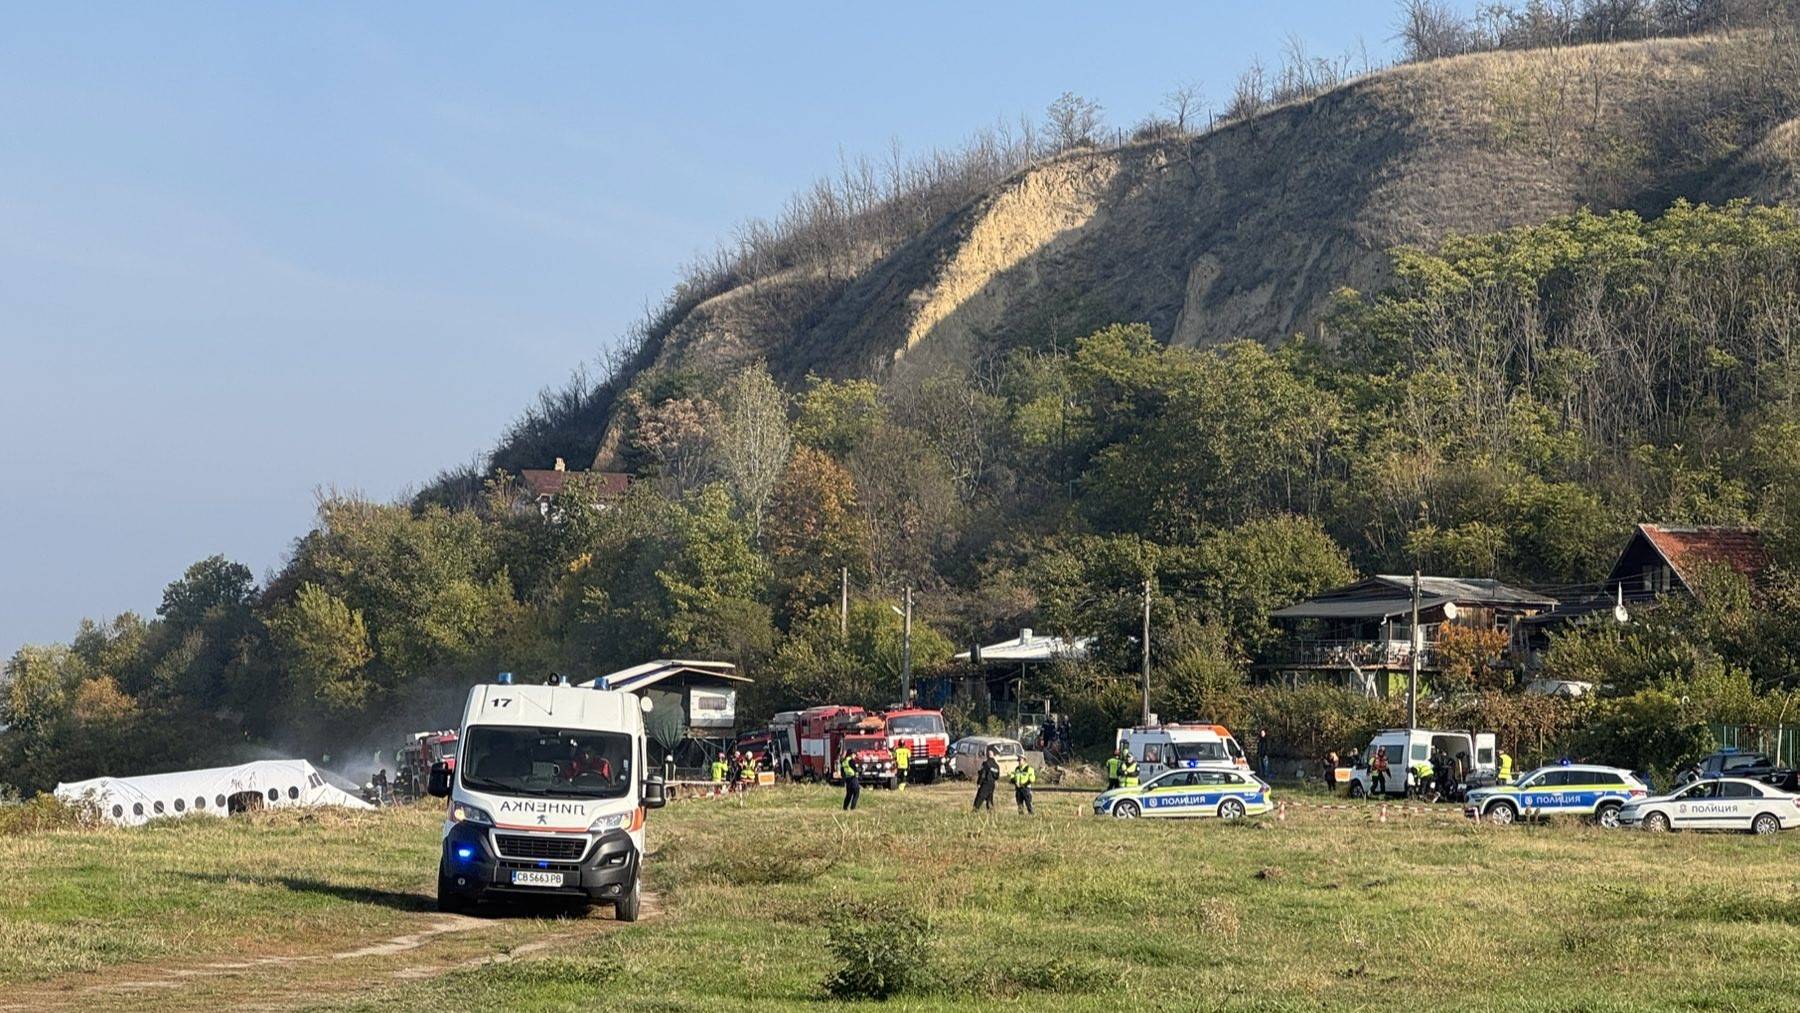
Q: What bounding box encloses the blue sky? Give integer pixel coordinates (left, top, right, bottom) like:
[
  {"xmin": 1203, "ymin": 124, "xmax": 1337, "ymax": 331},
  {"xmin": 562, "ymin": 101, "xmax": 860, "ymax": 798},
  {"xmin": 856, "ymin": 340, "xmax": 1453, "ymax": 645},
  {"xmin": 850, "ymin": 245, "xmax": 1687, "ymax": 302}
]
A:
[{"xmin": 0, "ymin": 2, "xmax": 1468, "ymax": 657}]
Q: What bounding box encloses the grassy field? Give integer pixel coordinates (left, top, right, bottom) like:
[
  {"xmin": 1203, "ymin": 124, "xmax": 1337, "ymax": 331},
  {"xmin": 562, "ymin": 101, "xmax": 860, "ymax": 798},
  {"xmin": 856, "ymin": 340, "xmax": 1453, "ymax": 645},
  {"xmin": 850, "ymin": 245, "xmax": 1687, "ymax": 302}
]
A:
[{"xmin": 5, "ymin": 784, "xmax": 1800, "ymax": 1011}]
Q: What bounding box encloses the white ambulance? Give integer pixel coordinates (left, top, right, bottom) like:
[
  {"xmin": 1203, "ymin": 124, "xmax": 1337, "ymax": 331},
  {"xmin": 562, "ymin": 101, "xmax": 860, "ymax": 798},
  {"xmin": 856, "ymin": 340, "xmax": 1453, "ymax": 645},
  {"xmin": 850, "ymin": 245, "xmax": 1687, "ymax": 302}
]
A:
[
  {"xmin": 428, "ymin": 679, "xmax": 667, "ymax": 920},
  {"xmin": 1115, "ymin": 723, "xmax": 1248, "ymax": 781}
]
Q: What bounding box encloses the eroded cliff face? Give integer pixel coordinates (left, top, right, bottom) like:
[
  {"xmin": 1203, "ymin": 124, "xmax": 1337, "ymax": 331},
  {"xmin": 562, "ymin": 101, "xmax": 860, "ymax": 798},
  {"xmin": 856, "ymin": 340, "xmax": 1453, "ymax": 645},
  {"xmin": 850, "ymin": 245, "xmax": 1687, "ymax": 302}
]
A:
[{"xmin": 602, "ymin": 32, "xmax": 1798, "ymax": 455}]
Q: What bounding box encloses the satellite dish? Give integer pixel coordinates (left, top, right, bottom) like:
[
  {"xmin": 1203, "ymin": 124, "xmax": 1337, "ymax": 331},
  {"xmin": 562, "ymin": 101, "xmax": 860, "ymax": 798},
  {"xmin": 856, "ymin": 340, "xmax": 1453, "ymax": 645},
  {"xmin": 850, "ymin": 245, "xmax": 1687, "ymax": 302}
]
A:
[
  {"xmin": 1613, "ymin": 604, "xmax": 1630, "ymax": 623},
  {"xmin": 1441, "ymin": 601, "xmax": 1459, "ymax": 620}
]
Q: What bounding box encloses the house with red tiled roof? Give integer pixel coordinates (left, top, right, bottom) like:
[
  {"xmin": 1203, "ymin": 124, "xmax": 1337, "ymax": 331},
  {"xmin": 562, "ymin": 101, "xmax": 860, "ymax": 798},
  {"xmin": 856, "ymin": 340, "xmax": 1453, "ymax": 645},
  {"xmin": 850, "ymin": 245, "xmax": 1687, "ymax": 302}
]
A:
[
  {"xmin": 1604, "ymin": 524, "xmax": 1769, "ymax": 598},
  {"xmin": 517, "ymin": 458, "xmax": 632, "ymax": 518}
]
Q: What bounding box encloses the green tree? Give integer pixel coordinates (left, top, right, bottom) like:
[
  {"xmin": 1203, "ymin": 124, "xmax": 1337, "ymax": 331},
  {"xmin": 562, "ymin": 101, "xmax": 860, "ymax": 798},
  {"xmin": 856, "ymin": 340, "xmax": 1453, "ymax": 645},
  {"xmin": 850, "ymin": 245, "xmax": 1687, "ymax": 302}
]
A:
[
  {"xmin": 794, "ymin": 375, "xmax": 884, "ymax": 456},
  {"xmin": 157, "ymin": 555, "xmax": 256, "ymax": 631},
  {"xmin": 268, "ymin": 583, "xmax": 376, "ymax": 712},
  {"xmin": 713, "ymin": 362, "xmax": 792, "ymax": 540},
  {"xmin": 766, "ymin": 447, "xmax": 872, "ymax": 621}
]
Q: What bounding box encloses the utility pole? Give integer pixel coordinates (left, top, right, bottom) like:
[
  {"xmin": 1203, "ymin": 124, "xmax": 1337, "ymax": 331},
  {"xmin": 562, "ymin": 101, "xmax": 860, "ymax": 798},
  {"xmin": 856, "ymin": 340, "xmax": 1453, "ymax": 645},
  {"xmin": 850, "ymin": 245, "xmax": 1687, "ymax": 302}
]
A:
[
  {"xmin": 1141, "ymin": 578, "xmax": 1152, "ymax": 727},
  {"xmin": 901, "ymin": 586, "xmax": 913, "ymax": 706},
  {"xmin": 1407, "ymin": 569, "xmax": 1421, "ymax": 728},
  {"xmin": 839, "ymin": 567, "xmax": 848, "ymax": 639}
]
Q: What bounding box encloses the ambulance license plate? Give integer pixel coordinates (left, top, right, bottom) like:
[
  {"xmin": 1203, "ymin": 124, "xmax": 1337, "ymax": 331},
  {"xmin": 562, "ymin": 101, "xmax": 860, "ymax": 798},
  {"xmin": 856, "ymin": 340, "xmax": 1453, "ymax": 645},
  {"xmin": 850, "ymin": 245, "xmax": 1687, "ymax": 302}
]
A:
[{"xmin": 512, "ymin": 870, "xmax": 563, "ymax": 887}]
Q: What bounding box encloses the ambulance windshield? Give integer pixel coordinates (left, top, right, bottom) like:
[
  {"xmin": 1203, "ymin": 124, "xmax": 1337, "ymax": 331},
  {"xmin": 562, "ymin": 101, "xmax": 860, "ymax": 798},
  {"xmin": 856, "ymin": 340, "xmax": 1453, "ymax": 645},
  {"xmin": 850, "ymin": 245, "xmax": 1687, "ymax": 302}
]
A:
[
  {"xmin": 1172, "ymin": 742, "xmax": 1227, "ymax": 762},
  {"xmin": 460, "ymin": 727, "xmax": 633, "ymax": 799}
]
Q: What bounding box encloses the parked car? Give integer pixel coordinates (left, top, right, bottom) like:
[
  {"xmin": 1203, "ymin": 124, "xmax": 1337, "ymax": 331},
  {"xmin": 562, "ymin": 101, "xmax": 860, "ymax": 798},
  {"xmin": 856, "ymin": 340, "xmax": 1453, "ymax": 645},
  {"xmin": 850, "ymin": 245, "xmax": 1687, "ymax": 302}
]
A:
[
  {"xmin": 1463, "ymin": 764, "xmax": 1647, "ymax": 826},
  {"xmin": 947, "ymin": 736, "xmax": 1022, "ymax": 780},
  {"xmin": 1093, "ymin": 767, "xmax": 1271, "ymax": 820},
  {"xmin": 1674, "ymin": 750, "xmax": 1798, "ymax": 791},
  {"xmin": 1620, "ymin": 777, "xmax": 1800, "ymax": 834}
]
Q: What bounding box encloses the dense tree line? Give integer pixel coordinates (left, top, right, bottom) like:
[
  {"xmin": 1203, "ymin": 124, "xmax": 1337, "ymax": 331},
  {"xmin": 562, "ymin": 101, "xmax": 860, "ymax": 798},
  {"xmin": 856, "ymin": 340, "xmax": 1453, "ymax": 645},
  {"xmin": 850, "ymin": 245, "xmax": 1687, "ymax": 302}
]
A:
[{"xmin": 9, "ymin": 203, "xmax": 1800, "ymax": 795}]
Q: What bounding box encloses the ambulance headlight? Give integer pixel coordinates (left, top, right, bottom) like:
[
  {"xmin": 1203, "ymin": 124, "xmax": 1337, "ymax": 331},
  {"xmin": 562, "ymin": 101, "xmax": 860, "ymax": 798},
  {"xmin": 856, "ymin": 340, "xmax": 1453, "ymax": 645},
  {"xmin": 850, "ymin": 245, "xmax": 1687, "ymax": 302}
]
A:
[
  {"xmin": 451, "ymin": 803, "xmax": 494, "ymax": 826},
  {"xmin": 589, "ymin": 811, "xmax": 630, "ymax": 831}
]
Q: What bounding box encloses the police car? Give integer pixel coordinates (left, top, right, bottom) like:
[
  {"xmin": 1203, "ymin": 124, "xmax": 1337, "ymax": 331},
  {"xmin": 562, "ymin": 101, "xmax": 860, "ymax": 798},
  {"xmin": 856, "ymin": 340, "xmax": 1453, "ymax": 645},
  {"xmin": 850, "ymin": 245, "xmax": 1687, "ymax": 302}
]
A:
[
  {"xmin": 1463, "ymin": 763, "xmax": 1646, "ymax": 826},
  {"xmin": 1618, "ymin": 776, "xmax": 1800, "ymax": 834},
  {"xmin": 1093, "ymin": 767, "xmax": 1271, "ymax": 820}
]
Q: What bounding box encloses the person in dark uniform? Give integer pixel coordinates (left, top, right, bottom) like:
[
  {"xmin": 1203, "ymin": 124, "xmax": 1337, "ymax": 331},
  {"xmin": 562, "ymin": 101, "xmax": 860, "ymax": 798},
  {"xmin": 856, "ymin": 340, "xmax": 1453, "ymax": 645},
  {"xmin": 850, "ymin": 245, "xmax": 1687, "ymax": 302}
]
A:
[
  {"xmin": 973, "ymin": 748, "xmax": 1000, "ymax": 811},
  {"xmin": 841, "ymin": 752, "xmax": 862, "ymax": 811}
]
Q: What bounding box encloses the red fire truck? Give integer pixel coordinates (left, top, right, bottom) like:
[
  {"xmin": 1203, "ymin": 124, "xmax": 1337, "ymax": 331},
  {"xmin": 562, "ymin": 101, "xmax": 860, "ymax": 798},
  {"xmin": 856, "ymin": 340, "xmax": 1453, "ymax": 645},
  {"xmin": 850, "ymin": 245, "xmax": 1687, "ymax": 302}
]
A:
[
  {"xmin": 794, "ymin": 705, "xmax": 897, "ymax": 785},
  {"xmin": 393, "ymin": 729, "xmax": 459, "ymax": 801},
  {"xmin": 882, "ymin": 707, "xmax": 950, "ymax": 783}
]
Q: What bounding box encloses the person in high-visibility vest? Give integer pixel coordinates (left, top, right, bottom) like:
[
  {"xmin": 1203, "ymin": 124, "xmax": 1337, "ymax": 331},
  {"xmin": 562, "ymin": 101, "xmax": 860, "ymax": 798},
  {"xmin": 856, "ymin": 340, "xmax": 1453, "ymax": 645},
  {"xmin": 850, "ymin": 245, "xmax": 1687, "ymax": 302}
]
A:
[
  {"xmin": 1498, "ymin": 750, "xmax": 1514, "ymax": 785},
  {"xmin": 1105, "ymin": 749, "xmax": 1123, "ymax": 790},
  {"xmin": 710, "ymin": 756, "xmax": 728, "ymax": 783},
  {"xmin": 1009, "ymin": 758, "xmax": 1036, "ymax": 814},
  {"xmin": 1411, "ymin": 760, "xmax": 1435, "ymax": 800},
  {"xmin": 840, "ymin": 753, "xmax": 862, "ymax": 811},
  {"xmin": 893, "ymin": 742, "xmax": 911, "ymax": 792},
  {"xmin": 1119, "ymin": 753, "xmax": 1140, "ymax": 788}
]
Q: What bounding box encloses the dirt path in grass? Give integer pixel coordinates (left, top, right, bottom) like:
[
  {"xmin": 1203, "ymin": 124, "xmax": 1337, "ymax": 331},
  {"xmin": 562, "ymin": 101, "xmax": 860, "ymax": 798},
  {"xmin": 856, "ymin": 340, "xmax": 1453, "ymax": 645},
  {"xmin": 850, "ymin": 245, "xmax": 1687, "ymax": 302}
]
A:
[{"xmin": 0, "ymin": 893, "xmax": 661, "ymax": 1012}]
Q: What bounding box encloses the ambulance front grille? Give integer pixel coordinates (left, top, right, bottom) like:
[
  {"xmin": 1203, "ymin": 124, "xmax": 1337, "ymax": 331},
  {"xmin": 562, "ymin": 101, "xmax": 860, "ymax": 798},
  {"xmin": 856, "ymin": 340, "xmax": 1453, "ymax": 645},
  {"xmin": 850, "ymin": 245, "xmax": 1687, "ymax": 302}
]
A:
[{"xmin": 495, "ymin": 833, "xmax": 588, "ymax": 861}]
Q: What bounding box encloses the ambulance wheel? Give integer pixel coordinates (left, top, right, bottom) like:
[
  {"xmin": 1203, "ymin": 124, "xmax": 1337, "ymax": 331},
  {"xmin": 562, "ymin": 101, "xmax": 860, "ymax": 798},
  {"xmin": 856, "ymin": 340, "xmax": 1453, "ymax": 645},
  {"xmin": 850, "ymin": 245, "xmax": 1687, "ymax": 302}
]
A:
[
  {"xmin": 1643, "ymin": 810, "xmax": 1672, "ymax": 833},
  {"xmin": 886, "ymin": 776, "xmax": 899, "ymax": 791},
  {"xmin": 1485, "ymin": 801, "xmax": 1517, "ymax": 826},
  {"xmin": 1218, "ymin": 798, "xmax": 1246, "ymax": 820},
  {"xmin": 435, "ymin": 862, "xmax": 469, "ymax": 914},
  {"xmin": 614, "ymin": 877, "xmax": 641, "ymax": 923},
  {"xmin": 1593, "ymin": 801, "xmax": 1622, "ymax": 829},
  {"xmin": 1752, "ymin": 813, "xmax": 1781, "ymax": 835},
  {"xmin": 1347, "ymin": 782, "xmax": 1365, "ymax": 800},
  {"xmin": 1112, "ymin": 800, "xmax": 1141, "ymax": 819}
]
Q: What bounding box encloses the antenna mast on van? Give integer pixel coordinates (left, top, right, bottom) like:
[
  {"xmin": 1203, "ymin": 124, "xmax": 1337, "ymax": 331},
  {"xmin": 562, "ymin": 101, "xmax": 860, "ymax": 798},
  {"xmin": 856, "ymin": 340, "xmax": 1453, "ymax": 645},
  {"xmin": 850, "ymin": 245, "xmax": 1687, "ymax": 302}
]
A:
[
  {"xmin": 1141, "ymin": 578, "xmax": 1152, "ymax": 727},
  {"xmin": 1407, "ymin": 570, "xmax": 1421, "ymax": 728}
]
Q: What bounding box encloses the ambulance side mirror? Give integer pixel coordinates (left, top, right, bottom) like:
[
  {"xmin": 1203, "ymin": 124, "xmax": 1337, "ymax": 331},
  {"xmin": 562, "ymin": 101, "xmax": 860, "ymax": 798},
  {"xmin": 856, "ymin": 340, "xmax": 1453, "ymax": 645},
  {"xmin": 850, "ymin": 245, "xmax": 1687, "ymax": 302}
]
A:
[
  {"xmin": 426, "ymin": 762, "xmax": 452, "ymax": 798},
  {"xmin": 641, "ymin": 775, "xmax": 668, "ymax": 810}
]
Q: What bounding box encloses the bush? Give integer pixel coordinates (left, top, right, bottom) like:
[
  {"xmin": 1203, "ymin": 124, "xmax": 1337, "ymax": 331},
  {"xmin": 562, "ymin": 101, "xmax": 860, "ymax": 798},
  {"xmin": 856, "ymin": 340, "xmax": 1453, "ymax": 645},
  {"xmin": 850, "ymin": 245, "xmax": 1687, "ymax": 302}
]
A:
[
  {"xmin": 1437, "ymin": 691, "xmax": 1587, "ymax": 767},
  {"xmin": 0, "ymin": 793, "xmax": 104, "ymax": 836},
  {"xmin": 822, "ymin": 901, "xmax": 931, "ymax": 1001},
  {"xmin": 1248, "ymin": 684, "xmax": 1396, "ymax": 763},
  {"xmin": 1575, "ymin": 688, "xmax": 1714, "ymax": 781}
]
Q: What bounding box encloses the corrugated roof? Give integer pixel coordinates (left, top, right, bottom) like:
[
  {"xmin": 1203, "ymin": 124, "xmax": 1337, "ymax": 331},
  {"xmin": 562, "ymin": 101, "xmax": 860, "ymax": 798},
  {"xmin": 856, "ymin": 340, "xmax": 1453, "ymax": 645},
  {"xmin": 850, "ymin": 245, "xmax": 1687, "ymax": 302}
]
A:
[
  {"xmin": 577, "ymin": 659, "xmax": 749, "ymax": 693},
  {"xmin": 1370, "ymin": 575, "xmax": 1557, "ymax": 605},
  {"xmin": 1633, "ymin": 524, "xmax": 1768, "ymax": 591},
  {"xmin": 1273, "ymin": 575, "xmax": 1556, "ymax": 619},
  {"xmin": 1270, "ymin": 595, "xmax": 1457, "ymax": 620},
  {"xmin": 521, "ymin": 469, "xmax": 632, "ymax": 501},
  {"xmin": 953, "ymin": 628, "xmax": 1092, "ymax": 663}
]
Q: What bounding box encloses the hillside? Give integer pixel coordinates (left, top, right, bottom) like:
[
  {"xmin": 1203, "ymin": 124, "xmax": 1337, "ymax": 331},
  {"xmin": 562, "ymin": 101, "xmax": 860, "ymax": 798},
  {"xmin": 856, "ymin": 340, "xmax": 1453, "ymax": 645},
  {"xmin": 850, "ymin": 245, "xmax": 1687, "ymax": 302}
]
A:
[{"xmin": 587, "ymin": 32, "xmax": 1799, "ymax": 467}]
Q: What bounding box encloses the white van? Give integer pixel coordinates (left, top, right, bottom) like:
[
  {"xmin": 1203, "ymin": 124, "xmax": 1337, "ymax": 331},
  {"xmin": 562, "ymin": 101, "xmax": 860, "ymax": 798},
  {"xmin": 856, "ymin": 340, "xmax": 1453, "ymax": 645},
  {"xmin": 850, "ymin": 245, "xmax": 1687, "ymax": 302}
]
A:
[
  {"xmin": 1348, "ymin": 727, "xmax": 1495, "ymax": 799},
  {"xmin": 1116, "ymin": 724, "xmax": 1248, "ymax": 782},
  {"xmin": 428, "ymin": 680, "xmax": 667, "ymax": 920}
]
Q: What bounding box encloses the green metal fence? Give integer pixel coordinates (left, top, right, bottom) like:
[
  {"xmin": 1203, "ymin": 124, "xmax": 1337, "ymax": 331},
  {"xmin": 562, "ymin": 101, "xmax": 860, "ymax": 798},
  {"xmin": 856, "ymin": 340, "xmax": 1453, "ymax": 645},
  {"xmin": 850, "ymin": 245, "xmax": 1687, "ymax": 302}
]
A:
[{"xmin": 1709, "ymin": 723, "xmax": 1800, "ymax": 766}]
